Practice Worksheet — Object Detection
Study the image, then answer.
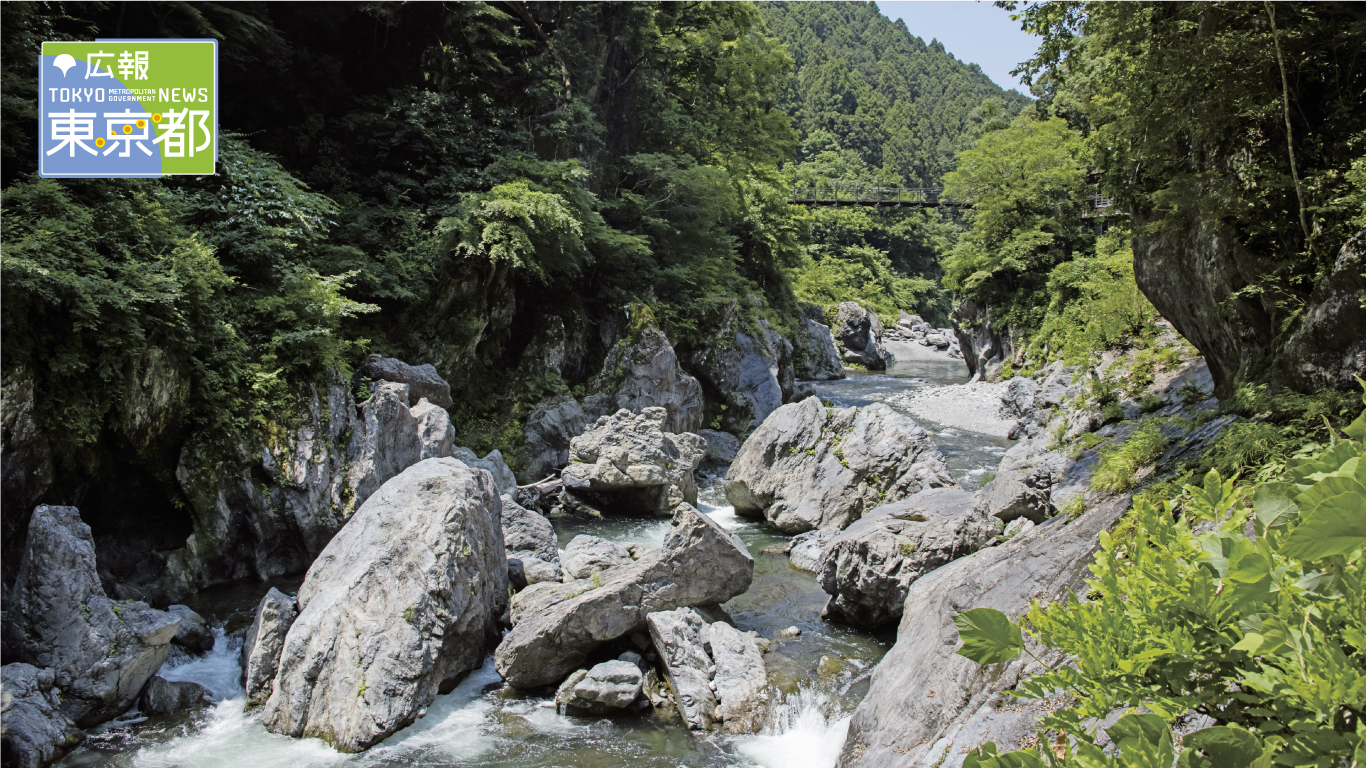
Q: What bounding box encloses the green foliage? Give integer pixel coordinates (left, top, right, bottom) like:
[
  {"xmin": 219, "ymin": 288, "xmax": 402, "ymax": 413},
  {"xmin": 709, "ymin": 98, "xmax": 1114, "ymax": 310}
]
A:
[
  {"xmin": 954, "ymin": 391, "xmax": 1366, "ymax": 766},
  {"xmin": 1090, "ymin": 421, "xmax": 1168, "ymax": 493}
]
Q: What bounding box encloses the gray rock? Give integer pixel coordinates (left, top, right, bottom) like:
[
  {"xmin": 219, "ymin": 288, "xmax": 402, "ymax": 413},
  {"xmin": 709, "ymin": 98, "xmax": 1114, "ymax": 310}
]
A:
[
  {"xmin": 453, "ymin": 447, "xmax": 518, "ymax": 496},
  {"xmin": 356, "ymin": 354, "xmax": 453, "ymax": 410},
  {"xmin": 560, "ymin": 408, "xmax": 707, "ymax": 517},
  {"xmin": 1, "ymin": 371, "xmax": 54, "ymax": 551},
  {"xmin": 788, "ymin": 528, "xmax": 838, "ymax": 573},
  {"xmin": 0, "ymin": 663, "xmax": 83, "ymax": 768},
  {"xmin": 1275, "ymin": 229, "xmax": 1366, "ymax": 392},
  {"xmin": 563, "ymin": 660, "xmax": 644, "ymax": 713},
  {"xmin": 977, "ymin": 437, "xmax": 1067, "ymax": 524},
  {"xmin": 951, "ymin": 299, "xmax": 1018, "ymax": 382},
  {"xmin": 520, "ymin": 394, "xmax": 590, "ymax": 484},
  {"xmin": 922, "ymin": 333, "xmax": 951, "ymax": 350},
  {"xmin": 836, "ymin": 496, "xmax": 1132, "ymax": 768},
  {"xmin": 647, "ymin": 607, "xmax": 717, "ymax": 731},
  {"xmin": 698, "ymin": 429, "xmax": 741, "ymax": 464},
  {"xmin": 724, "ymin": 399, "xmax": 956, "ymax": 534},
  {"xmin": 689, "ymin": 316, "xmax": 797, "ymax": 434},
  {"xmin": 819, "ymin": 488, "xmax": 998, "ymax": 628},
  {"xmin": 261, "ymin": 459, "xmax": 508, "ymax": 752},
  {"xmin": 138, "ymin": 676, "xmax": 209, "ymax": 716},
  {"xmin": 590, "ymin": 322, "xmax": 705, "ymax": 434},
  {"xmin": 411, "ymin": 399, "xmax": 455, "ymax": 461},
  {"xmin": 501, "ymin": 494, "xmax": 560, "ymax": 565},
  {"xmin": 347, "ymin": 382, "xmax": 423, "ymax": 505},
  {"xmin": 166, "ymin": 605, "xmax": 215, "ymax": 654},
  {"xmin": 834, "ymin": 303, "xmax": 887, "ymax": 370},
  {"xmin": 495, "ymin": 503, "xmax": 752, "ymax": 689},
  {"xmin": 561, "ymin": 536, "xmax": 634, "ymax": 580},
  {"xmin": 9, "ymin": 506, "xmax": 179, "ymax": 727},
  {"xmin": 241, "ymin": 587, "xmax": 298, "ymax": 709},
  {"xmin": 998, "ymin": 377, "xmax": 1040, "ymax": 420},
  {"xmin": 507, "ymin": 555, "xmax": 563, "ymax": 590},
  {"xmin": 798, "ymin": 317, "xmax": 846, "ymax": 381},
  {"xmin": 709, "ymin": 622, "xmax": 768, "ymax": 734}
]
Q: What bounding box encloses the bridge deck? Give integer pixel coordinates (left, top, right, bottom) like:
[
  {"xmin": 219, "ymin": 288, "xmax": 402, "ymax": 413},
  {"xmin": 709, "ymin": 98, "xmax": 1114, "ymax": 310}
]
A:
[{"xmin": 788, "ymin": 186, "xmax": 971, "ymax": 209}]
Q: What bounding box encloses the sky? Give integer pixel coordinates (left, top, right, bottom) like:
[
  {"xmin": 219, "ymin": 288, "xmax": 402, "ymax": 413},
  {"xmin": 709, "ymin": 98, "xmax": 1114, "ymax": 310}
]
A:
[{"xmin": 875, "ymin": 1, "xmax": 1041, "ymax": 97}]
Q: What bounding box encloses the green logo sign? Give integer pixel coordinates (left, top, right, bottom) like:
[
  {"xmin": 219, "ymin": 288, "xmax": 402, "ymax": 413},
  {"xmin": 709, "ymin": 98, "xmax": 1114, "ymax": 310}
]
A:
[{"xmin": 39, "ymin": 39, "xmax": 218, "ymax": 178}]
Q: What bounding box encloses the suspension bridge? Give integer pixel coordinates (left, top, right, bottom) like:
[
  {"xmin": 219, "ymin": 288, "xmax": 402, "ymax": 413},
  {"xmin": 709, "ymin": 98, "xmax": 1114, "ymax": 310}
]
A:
[{"xmin": 788, "ymin": 186, "xmax": 971, "ymax": 209}]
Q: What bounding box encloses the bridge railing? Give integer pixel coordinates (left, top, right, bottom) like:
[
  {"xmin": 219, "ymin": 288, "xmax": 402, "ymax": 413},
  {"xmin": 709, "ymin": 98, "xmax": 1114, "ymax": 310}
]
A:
[{"xmin": 789, "ymin": 185, "xmax": 953, "ymax": 205}]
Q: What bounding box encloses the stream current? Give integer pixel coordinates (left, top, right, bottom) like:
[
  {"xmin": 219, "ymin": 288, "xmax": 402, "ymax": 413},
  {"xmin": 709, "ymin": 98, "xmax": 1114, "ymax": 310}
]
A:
[{"xmin": 58, "ymin": 353, "xmax": 1009, "ymax": 768}]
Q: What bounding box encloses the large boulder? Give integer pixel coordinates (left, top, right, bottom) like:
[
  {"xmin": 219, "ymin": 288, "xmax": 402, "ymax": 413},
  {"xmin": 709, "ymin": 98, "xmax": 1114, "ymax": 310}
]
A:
[
  {"xmin": 561, "ymin": 535, "xmax": 634, "ymax": 580},
  {"xmin": 9, "ymin": 506, "xmax": 179, "ymax": 727},
  {"xmin": 688, "ymin": 316, "xmax": 797, "ymax": 434},
  {"xmin": 797, "ymin": 308, "xmax": 846, "ymax": 382},
  {"xmin": 560, "ymin": 408, "xmax": 707, "ymax": 517},
  {"xmin": 502, "ymin": 494, "xmax": 562, "ymax": 589},
  {"xmin": 588, "ymin": 320, "xmax": 705, "ymax": 435},
  {"xmin": 788, "ymin": 528, "xmax": 838, "ymax": 573},
  {"xmin": 834, "ymin": 303, "xmax": 887, "ymax": 370},
  {"xmin": 520, "ymin": 394, "xmax": 590, "ymax": 484},
  {"xmin": 138, "ymin": 676, "xmax": 209, "ymax": 716},
  {"xmin": 698, "ymin": 429, "xmax": 741, "ymax": 464},
  {"xmin": 494, "ymin": 503, "xmax": 752, "ymax": 689},
  {"xmin": 0, "ymin": 663, "xmax": 83, "ymax": 768},
  {"xmin": 819, "ymin": 488, "xmax": 998, "ymax": 628},
  {"xmin": 836, "ymin": 496, "xmax": 1131, "ymax": 768},
  {"xmin": 411, "ymin": 399, "xmax": 455, "ymax": 461},
  {"xmin": 241, "ymin": 587, "xmax": 298, "ymax": 709},
  {"xmin": 951, "ymin": 299, "xmax": 1019, "ymax": 382},
  {"xmin": 556, "ymin": 660, "xmax": 644, "ymax": 715},
  {"xmin": 724, "ymin": 399, "xmax": 956, "ymax": 534},
  {"xmin": 261, "ymin": 459, "xmax": 508, "ymax": 752},
  {"xmin": 166, "ymin": 605, "xmax": 215, "ymax": 654},
  {"xmin": 647, "ymin": 608, "xmax": 769, "ymax": 734},
  {"xmin": 976, "ymin": 437, "xmax": 1066, "ymax": 524},
  {"xmin": 355, "ymin": 354, "xmax": 453, "ymax": 410}
]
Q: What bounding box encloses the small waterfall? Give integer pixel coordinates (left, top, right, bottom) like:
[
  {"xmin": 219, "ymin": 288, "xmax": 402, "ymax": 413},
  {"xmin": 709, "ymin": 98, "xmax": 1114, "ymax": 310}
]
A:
[{"xmin": 735, "ymin": 685, "xmax": 853, "ymax": 768}]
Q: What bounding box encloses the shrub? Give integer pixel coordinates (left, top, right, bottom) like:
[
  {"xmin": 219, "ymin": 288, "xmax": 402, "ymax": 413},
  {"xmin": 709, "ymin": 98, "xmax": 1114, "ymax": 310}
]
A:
[{"xmin": 1089, "ymin": 421, "xmax": 1168, "ymax": 493}]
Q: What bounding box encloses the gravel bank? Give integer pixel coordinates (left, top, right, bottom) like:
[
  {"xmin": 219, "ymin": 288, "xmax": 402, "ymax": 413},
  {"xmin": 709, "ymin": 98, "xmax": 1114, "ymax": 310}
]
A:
[{"xmin": 887, "ymin": 381, "xmax": 1015, "ymax": 438}]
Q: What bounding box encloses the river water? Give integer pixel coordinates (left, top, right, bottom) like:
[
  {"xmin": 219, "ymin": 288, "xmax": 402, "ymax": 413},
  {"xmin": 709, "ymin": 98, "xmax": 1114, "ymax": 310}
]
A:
[{"xmin": 58, "ymin": 352, "xmax": 1007, "ymax": 768}]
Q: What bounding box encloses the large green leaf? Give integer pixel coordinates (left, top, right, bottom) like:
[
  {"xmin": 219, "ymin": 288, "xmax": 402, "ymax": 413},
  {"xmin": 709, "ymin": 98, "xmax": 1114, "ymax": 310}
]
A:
[
  {"xmin": 1252, "ymin": 484, "xmax": 1298, "ymax": 528},
  {"xmin": 953, "ymin": 608, "xmax": 1024, "ymax": 665},
  {"xmin": 1176, "ymin": 726, "xmax": 1274, "ymax": 768},
  {"xmin": 1281, "ymin": 477, "xmax": 1366, "ymax": 561}
]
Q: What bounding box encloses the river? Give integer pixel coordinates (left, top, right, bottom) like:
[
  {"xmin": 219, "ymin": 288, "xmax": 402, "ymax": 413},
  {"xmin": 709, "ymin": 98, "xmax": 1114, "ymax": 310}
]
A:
[{"xmin": 58, "ymin": 350, "xmax": 1008, "ymax": 768}]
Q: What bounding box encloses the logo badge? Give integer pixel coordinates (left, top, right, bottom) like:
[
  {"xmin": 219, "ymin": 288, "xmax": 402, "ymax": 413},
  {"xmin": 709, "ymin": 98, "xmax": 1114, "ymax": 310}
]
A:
[{"xmin": 39, "ymin": 39, "xmax": 218, "ymax": 177}]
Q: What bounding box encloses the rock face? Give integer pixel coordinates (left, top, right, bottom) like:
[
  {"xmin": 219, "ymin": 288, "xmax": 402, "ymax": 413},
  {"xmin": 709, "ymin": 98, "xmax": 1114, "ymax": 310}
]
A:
[
  {"xmin": 819, "ymin": 488, "xmax": 997, "ymax": 628},
  {"xmin": 261, "ymin": 459, "xmax": 507, "ymax": 752},
  {"xmin": 951, "ymin": 299, "xmax": 1020, "ymax": 382},
  {"xmin": 495, "ymin": 503, "xmax": 753, "ymax": 689},
  {"xmin": 1133, "ymin": 210, "xmax": 1366, "ymax": 398},
  {"xmin": 647, "ymin": 608, "xmax": 717, "ymax": 730},
  {"xmin": 452, "ymin": 447, "xmax": 517, "ymax": 495},
  {"xmin": 0, "ymin": 663, "xmax": 84, "ymax": 768},
  {"xmin": 724, "ymin": 398, "xmax": 956, "ymax": 534},
  {"xmin": 411, "ymin": 399, "xmax": 455, "ymax": 461},
  {"xmin": 156, "ymin": 372, "xmax": 438, "ymax": 603},
  {"xmin": 975, "ymin": 437, "xmax": 1066, "ymax": 524},
  {"xmin": 502, "ymin": 494, "xmax": 562, "ymax": 589},
  {"xmin": 698, "ymin": 429, "xmax": 741, "ymax": 464},
  {"xmin": 558, "ymin": 660, "xmax": 644, "ymax": 714},
  {"xmin": 241, "ymin": 587, "xmax": 298, "ymax": 709},
  {"xmin": 689, "ymin": 316, "xmax": 797, "ymax": 434},
  {"xmin": 589, "ymin": 324, "xmax": 705, "ymax": 435},
  {"xmin": 797, "ymin": 305, "xmax": 846, "ymax": 382},
  {"xmin": 520, "ymin": 394, "xmax": 590, "ymax": 484},
  {"xmin": 166, "ymin": 605, "xmax": 215, "ymax": 653},
  {"xmin": 355, "ymin": 354, "xmax": 453, "ymax": 410},
  {"xmin": 834, "ymin": 303, "xmax": 887, "ymax": 370},
  {"xmin": 560, "ymin": 408, "xmax": 707, "ymax": 517},
  {"xmin": 837, "ymin": 496, "xmax": 1131, "ymax": 768},
  {"xmin": 138, "ymin": 676, "xmax": 209, "ymax": 716},
  {"xmin": 9, "ymin": 506, "xmax": 179, "ymax": 727},
  {"xmin": 0, "ymin": 371, "xmax": 54, "ymax": 548},
  {"xmin": 561, "ymin": 535, "xmax": 634, "ymax": 580},
  {"xmin": 647, "ymin": 607, "xmax": 769, "ymax": 733}
]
